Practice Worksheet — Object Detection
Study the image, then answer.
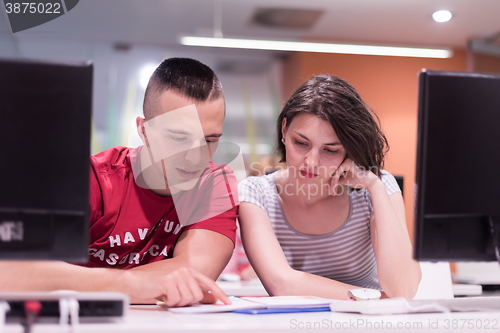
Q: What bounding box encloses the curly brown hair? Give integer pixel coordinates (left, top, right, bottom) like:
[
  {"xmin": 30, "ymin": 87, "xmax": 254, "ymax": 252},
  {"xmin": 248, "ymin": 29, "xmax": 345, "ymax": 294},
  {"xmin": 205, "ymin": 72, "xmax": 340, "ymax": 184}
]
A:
[{"xmin": 276, "ymin": 75, "xmax": 388, "ymax": 177}]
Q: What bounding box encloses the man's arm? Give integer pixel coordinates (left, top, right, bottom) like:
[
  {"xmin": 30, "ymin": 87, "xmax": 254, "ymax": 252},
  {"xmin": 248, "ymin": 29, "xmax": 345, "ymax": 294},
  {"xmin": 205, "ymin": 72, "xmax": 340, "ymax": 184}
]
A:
[
  {"xmin": 0, "ymin": 260, "xmax": 121, "ymax": 292},
  {"xmin": 132, "ymin": 229, "xmax": 233, "ymax": 278},
  {"xmin": 0, "ymin": 229, "xmax": 233, "ymax": 307},
  {"xmin": 129, "ymin": 229, "xmax": 234, "ymax": 303}
]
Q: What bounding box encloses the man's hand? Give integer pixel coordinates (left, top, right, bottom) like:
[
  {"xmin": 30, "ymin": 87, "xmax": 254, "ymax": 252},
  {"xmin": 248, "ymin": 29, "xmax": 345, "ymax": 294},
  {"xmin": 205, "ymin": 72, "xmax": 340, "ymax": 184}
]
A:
[{"xmin": 120, "ymin": 266, "xmax": 231, "ymax": 307}]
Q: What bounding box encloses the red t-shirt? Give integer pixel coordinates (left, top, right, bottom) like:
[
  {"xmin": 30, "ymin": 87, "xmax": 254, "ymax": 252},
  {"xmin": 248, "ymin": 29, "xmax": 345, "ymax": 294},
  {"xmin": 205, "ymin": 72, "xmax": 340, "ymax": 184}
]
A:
[{"xmin": 85, "ymin": 146, "xmax": 238, "ymax": 269}]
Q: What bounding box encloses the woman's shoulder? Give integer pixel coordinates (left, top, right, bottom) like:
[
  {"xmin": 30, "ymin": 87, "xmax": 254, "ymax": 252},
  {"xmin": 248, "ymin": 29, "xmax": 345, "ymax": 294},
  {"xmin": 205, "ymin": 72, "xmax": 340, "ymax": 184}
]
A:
[
  {"xmin": 351, "ymin": 170, "xmax": 402, "ymax": 207},
  {"xmin": 238, "ymin": 173, "xmax": 278, "ymax": 206},
  {"xmin": 379, "ymin": 169, "xmax": 402, "ymax": 195},
  {"xmin": 239, "ymin": 173, "xmax": 276, "ymax": 190}
]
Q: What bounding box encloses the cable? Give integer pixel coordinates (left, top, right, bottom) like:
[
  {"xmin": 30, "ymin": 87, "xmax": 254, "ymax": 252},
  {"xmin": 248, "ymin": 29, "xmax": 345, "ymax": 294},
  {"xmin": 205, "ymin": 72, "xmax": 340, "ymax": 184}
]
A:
[
  {"xmin": 59, "ymin": 298, "xmax": 80, "ymax": 327},
  {"xmin": 68, "ymin": 298, "xmax": 79, "ymax": 326},
  {"xmin": 0, "ymin": 301, "xmax": 10, "ymax": 333},
  {"xmin": 59, "ymin": 298, "xmax": 69, "ymax": 326},
  {"xmin": 488, "ymin": 216, "xmax": 500, "ymax": 265},
  {"xmin": 23, "ymin": 301, "xmax": 41, "ymax": 333}
]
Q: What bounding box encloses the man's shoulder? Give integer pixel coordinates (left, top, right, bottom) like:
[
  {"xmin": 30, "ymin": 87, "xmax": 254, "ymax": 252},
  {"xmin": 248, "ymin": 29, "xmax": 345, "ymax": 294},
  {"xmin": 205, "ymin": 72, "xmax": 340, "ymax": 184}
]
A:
[
  {"xmin": 91, "ymin": 146, "xmax": 139, "ymax": 175},
  {"xmin": 196, "ymin": 162, "xmax": 238, "ymax": 187},
  {"xmin": 203, "ymin": 161, "xmax": 235, "ymax": 176}
]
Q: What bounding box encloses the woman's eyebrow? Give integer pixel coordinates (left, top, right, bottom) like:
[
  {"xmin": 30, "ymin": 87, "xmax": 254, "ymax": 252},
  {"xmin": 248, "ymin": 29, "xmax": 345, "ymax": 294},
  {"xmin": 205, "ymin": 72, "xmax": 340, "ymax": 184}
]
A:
[
  {"xmin": 295, "ymin": 132, "xmax": 310, "ymax": 141},
  {"xmin": 295, "ymin": 131, "xmax": 341, "ymax": 146}
]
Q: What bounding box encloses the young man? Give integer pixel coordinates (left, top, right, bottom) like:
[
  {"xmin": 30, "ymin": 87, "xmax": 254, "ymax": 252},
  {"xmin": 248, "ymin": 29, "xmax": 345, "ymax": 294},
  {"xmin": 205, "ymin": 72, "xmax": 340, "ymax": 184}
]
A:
[{"xmin": 0, "ymin": 58, "xmax": 238, "ymax": 307}]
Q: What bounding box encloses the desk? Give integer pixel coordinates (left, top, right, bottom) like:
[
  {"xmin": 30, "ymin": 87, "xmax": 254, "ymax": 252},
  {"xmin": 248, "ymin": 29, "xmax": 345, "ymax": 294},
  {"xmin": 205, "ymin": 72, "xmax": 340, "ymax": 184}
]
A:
[
  {"xmin": 217, "ymin": 280, "xmax": 268, "ymax": 296},
  {"xmin": 218, "ymin": 280, "xmax": 486, "ymax": 297},
  {"xmin": 3, "ymin": 305, "xmax": 500, "ymax": 332}
]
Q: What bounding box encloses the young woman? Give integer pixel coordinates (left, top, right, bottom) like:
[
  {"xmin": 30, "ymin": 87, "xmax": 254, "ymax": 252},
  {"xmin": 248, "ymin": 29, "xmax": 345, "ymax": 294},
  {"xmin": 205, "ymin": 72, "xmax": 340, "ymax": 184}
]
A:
[{"xmin": 238, "ymin": 75, "xmax": 421, "ymax": 299}]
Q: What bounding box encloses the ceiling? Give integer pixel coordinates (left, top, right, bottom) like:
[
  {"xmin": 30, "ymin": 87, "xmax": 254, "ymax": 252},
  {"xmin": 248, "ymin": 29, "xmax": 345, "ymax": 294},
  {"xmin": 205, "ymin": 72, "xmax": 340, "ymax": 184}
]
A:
[{"xmin": 2, "ymin": 0, "xmax": 500, "ymax": 52}]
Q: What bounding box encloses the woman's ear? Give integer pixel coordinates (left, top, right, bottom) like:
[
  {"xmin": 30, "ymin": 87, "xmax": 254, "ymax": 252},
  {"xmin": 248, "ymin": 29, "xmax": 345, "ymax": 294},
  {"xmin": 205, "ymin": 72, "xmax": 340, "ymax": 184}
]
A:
[
  {"xmin": 281, "ymin": 118, "xmax": 287, "ymax": 141},
  {"xmin": 136, "ymin": 116, "xmax": 150, "ymax": 147}
]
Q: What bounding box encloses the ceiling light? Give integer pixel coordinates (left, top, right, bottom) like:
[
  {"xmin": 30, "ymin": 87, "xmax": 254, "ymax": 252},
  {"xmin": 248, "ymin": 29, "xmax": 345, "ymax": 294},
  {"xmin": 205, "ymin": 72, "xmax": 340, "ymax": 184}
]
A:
[
  {"xmin": 432, "ymin": 10, "xmax": 452, "ymax": 23},
  {"xmin": 180, "ymin": 36, "xmax": 452, "ymax": 59}
]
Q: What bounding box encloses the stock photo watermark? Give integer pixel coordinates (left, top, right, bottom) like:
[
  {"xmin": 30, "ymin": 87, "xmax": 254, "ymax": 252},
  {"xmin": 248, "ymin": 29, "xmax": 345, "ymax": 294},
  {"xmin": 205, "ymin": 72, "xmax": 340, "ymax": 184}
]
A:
[
  {"xmin": 290, "ymin": 318, "xmax": 499, "ymax": 330},
  {"xmin": 2, "ymin": 0, "xmax": 79, "ymax": 33}
]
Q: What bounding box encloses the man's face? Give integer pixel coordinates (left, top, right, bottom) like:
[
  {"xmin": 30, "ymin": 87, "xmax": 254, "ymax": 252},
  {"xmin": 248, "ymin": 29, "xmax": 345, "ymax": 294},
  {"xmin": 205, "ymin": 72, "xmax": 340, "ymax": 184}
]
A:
[{"xmin": 140, "ymin": 89, "xmax": 225, "ymax": 193}]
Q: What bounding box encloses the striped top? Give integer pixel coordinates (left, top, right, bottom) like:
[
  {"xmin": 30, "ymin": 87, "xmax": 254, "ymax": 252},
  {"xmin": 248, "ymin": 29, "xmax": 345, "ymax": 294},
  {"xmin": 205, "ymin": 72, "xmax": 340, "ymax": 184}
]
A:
[{"xmin": 238, "ymin": 170, "xmax": 401, "ymax": 290}]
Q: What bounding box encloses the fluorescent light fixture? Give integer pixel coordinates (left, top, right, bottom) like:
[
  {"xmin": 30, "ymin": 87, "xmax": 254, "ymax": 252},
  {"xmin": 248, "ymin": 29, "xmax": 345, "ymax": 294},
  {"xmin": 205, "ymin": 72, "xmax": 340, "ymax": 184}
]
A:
[
  {"xmin": 432, "ymin": 10, "xmax": 452, "ymax": 23},
  {"xmin": 180, "ymin": 36, "xmax": 452, "ymax": 59}
]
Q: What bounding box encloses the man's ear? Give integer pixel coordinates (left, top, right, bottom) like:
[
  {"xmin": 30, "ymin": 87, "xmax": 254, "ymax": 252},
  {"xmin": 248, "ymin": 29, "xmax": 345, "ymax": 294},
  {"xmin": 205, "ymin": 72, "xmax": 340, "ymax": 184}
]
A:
[
  {"xmin": 281, "ymin": 118, "xmax": 287, "ymax": 141},
  {"xmin": 136, "ymin": 117, "xmax": 150, "ymax": 147}
]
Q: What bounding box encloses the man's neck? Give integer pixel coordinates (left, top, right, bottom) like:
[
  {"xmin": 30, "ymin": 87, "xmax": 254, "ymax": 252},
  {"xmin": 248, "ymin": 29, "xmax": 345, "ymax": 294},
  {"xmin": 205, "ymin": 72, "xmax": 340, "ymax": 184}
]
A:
[{"xmin": 138, "ymin": 146, "xmax": 173, "ymax": 197}]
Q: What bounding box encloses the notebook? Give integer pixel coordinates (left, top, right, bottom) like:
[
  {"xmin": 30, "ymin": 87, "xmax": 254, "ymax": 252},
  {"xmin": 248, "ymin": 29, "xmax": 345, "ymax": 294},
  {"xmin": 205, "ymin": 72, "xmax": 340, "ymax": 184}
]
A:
[{"xmin": 165, "ymin": 295, "xmax": 336, "ymax": 314}]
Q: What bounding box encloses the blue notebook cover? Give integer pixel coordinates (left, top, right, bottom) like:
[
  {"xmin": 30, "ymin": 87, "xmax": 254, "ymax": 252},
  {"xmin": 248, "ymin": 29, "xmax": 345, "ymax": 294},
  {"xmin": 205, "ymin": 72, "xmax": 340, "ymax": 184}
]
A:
[{"xmin": 233, "ymin": 307, "xmax": 331, "ymax": 314}]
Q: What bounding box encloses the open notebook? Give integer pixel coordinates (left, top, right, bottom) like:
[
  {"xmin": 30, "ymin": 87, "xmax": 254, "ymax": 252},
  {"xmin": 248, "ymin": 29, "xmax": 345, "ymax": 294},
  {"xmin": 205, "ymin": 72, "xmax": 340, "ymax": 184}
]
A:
[{"xmin": 164, "ymin": 296, "xmax": 336, "ymax": 314}]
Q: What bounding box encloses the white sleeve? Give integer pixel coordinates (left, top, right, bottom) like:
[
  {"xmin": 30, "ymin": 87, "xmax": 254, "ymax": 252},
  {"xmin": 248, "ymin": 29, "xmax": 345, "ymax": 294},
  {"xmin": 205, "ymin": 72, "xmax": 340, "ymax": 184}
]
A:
[
  {"xmin": 380, "ymin": 170, "xmax": 402, "ymax": 195},
  {"xmin": 238, "ymin": 177, "xmax": 268, "ymax": 212}
]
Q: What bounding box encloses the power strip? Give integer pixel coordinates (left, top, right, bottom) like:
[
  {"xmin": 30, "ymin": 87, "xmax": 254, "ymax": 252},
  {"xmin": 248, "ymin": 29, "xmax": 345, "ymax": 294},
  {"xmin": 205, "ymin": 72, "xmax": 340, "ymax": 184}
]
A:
[{"xmin": 0, "ymin": 291, "xmax": 128, "ymax": 319}]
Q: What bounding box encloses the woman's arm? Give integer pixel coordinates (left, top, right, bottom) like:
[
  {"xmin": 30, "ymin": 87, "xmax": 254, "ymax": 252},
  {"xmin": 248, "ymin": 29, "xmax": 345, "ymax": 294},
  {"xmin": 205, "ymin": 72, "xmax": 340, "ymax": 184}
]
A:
[
  {"xmin": 239, "ymin": 201, "xmax": 360, "ymax": 299},
  {"xmin": 368, "ymin": 180, "xmax": 422, "ymax": 299},
  {"xmin": 332, "ymin": 160, "xmax": 422, "ymax": 299}
]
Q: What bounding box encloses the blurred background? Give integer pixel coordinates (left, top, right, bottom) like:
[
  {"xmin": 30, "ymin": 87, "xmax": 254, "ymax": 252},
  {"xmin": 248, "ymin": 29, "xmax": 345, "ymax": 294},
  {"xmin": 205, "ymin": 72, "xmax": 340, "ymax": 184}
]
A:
[{"xmin": 1, "ymin": 0, "xmax": 500, "ymax": 234}]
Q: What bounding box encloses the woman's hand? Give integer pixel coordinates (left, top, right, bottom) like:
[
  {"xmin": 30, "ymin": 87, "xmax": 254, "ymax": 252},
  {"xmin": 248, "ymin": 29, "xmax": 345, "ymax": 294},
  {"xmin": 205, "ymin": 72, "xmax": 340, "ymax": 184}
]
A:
[{"xmin": 329, "ymin": 158, "xmax": 380, "ymax": 195}]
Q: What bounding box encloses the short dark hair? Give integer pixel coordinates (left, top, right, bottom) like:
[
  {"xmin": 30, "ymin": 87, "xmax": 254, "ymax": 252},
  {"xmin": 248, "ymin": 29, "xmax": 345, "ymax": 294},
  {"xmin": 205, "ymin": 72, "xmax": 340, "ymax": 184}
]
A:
[
  {"xmin": 143, "ymin": 58, "xmax": 224, "ymax": 120},
  {"xmin": 276, "ymin": 75, "xmax": 389, "ymax": 177}
]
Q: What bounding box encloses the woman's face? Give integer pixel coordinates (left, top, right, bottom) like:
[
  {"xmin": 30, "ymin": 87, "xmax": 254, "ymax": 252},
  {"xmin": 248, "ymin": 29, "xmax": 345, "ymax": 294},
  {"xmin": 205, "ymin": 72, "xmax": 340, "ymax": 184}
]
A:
[{"xmin": 282, "ymin": 112, "xmax": 347, "ymax": 182}]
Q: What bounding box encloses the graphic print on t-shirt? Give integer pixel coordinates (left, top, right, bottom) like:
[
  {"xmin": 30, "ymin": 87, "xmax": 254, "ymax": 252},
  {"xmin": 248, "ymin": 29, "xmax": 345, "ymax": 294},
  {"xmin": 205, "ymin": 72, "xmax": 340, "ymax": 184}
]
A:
[{"xmin": 88, "ymin": 203, "xmax": 183, "ymax": 269}]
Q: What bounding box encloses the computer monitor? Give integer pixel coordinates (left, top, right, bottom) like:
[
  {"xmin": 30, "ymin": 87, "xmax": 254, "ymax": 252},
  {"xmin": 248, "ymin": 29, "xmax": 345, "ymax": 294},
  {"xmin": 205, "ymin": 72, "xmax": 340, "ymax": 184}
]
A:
[
  {"xmin": 0, "ymin": 58, "xmax": 92, "ymax": 262},
  {"xmin": 414, "ymin": 69, "xmax": 500, "ymax": 262}
]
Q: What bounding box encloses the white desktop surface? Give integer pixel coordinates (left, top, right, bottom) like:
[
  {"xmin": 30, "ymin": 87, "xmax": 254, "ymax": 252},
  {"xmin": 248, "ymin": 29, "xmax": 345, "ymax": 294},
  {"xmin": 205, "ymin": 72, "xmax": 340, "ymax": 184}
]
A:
[
  {"xmin": 217, "ymin": 279, "xmax": 268, "ymax": 296},
  {"xmin": 3, "ymin": 304, "xmax": 500, "ymax": 333}
]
